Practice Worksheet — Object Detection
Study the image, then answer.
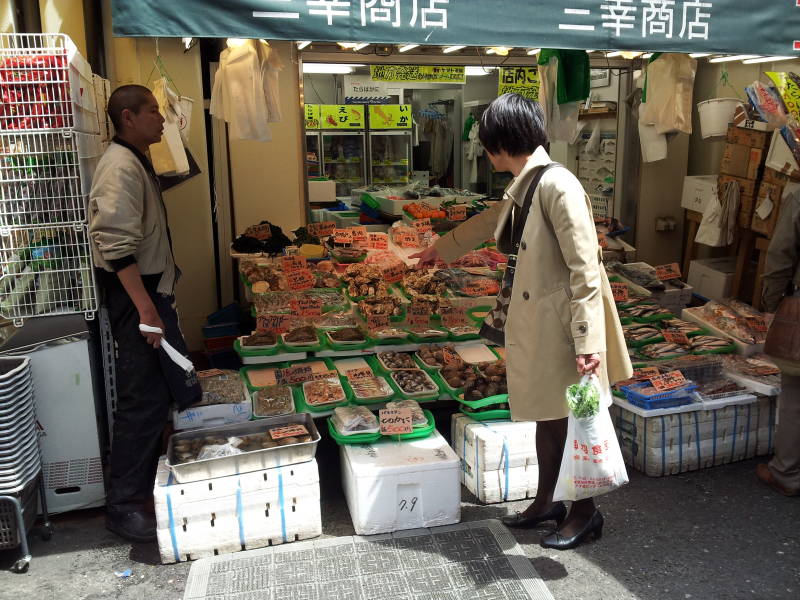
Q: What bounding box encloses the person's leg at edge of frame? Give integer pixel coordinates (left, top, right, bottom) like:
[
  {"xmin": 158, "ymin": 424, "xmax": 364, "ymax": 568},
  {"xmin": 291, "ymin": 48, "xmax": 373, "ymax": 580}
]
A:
[{"xmin": 766, "ymin": 372, "xmax": 800, "ymax": 495}]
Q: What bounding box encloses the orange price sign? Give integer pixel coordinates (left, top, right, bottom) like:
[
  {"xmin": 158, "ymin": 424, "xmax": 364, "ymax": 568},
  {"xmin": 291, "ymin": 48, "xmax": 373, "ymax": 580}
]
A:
[
  {"xmin": 256, "ymin": 314, "xmax": 295, "ymax": 334},
  {"xmin": 662, "ymin": 329, "xmax": 690, "ymax": 345},
  {"xmin": 308, "ymin": 221, "xmax": 336, "ymax": 238},
  {"xmin": 447, "ymin": 205, "xmax": 467, "ymax": 221},
  {"xmin": 408, "ymin": 301, "xmax": 431, "ymax": 326},
  {"xmin": 246, "ymin": 223, "xmax": 272, "ymax": 240},
  {"xmin": 346, "ymin": 367, "xmax": 374, "ymax": 380},
  {"xmin": 398, "ymin": 230, "xmax": 419, "ymax": 248},
  {"xmin": 611, "ymin": 282, "xmax": 629, "ymax": 302},
  {"xmin": 269, "ymin": 424, "xmax": 309, "ymax": 440},
  {"xmin": 632, "ymin": 367, "xmax": 660, "ymax": 380},
  {"xmin": 281, "ymin": 255, "xmax": 307, "ymax": 273},
  {"xmin": 334, "ymin": 228, "xmax": 354, "ymax": 244},
  {"xmin": 440, "ymin": 305, "xmax": 467, "ymax": 328},
  {"xmin": 655, "ymin": 263, "xmax": 682, "ymax": 281},
  {"xmin": 310, "ymin": 370, "xmax": 341, "ymax": 382},
  {"xmin": 290, "ymin": 295, "xmax": 323, "ymax": 317},
  {"xmin": 286, "ymin": 268, "xmax": 316, "ymax": 291},
  {"xmin": 367, "ymin": 313, "xmax": 390, "ymax": 329},
  {"xmin": 379, "ymin": 408, "xmax": 413, "ymax": 435},
  {"xmin": 367, "ymin": 232, "xmax": 388, "ymax": 250},
  {"xmin": 649, "ymin": 370, "xmax": 687, "ymax": 393},
  {"xmin": 350, "ymin": 226, "xmax": 367, "ymax": 242},
  {"xmin": 381, "ymin": 263, "xmax": 406, "ymax": 283},
  {"xmin": 746, "ymin": 317, "xmax": 768, "ymax": 332},
  {"xmin": 412, "ymin": 218, "xmax": 432, "ymax": 232}
]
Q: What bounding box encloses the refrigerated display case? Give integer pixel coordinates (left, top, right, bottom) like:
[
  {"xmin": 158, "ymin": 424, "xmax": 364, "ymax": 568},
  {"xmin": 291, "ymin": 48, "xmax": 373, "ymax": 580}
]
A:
[
  {"xmin": 321, "ymin": 131, "xmax": 366, "ymax": 197},
  {"xmin": 306, "ymin": 132, "xmax": 322, "ymax": 179},
  {"xmin": 367, "ymin": 105, "xmax": 412, "ymax": 186}
]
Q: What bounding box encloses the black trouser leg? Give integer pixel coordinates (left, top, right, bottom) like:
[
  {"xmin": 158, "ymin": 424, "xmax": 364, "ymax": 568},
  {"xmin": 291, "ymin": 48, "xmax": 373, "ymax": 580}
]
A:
[{"xmin": 525, "ymin": 417, "xmax": 568, "ymax": 515}]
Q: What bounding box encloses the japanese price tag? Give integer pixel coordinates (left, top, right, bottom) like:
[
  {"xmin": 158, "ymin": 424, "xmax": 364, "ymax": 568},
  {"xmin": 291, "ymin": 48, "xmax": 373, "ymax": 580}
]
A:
[
  {"xmin": 611, "ymin": 282, "xmax": 629, "ymax": 302},
  {"xmin": 408, "ymin": 301, "xmax": 430, "ymax": 326},
  {"xmin": 447, "ymin": 205, "xmax": 467, "ymax": 221},
  {"xmin": 197, "ymin": 369, "xmax": 226, "ymax": 378},
  {"xmin": 245, "ymin": 223, "xmax": 272, "ymax": 240},
  {"xmin": 308, "ymin": 221, "xmax": 336, "ymax": 238},
  {"xmin": 286, "ymin": 268, "xmax": 316, "ymax": 291},
  {"xmin": 412, "ymin": 218, "xmax": 432, "ymax": 234},
  {"xmin": 598, "ymin": 233, "xmax": 609, "ymax": 249},
  {"xmin": 367, "ymin": 232, "xmax": 388, "ymax": 250},
  {"xmin": 746, "ymin": 316, "xmax": 768, "ymax": 332},
  {"xmin": 281, "ymin": 255, "xmax": 307, "ymax": 273},
  {"xmin": 290, "ymin": 296, "xmax": 323, "ymax": 317},
  {"xmin": 381, "ymin": 263, "xmax": 406, "ymax": 283},
  {"xmin": 649, "ymin": 370, "xmax": 687, "ymax": 393},
  {"xmin": 269, "ymin": 424, "xmax": 309, "ymax": 440},
  {"xmin": 256, "ymin": 314, "xmax": 294, "ymax": 334},
  {"xmin": 379, "ymin": 408, "xmax": 413, "ymax": 435},
  {"xmin": 632, "ymin": 367, "xmax": 660, "ymax": 380},
  {"xmin": 367, "ymin": 313, "xmax": 390, "ymax": 329},
  {"xmin": 350, "ymin": 226, "xmax": 368, "ymax": 242},
  {"xmin": 662, "ymin": 329, "xmax": 690, "ymax": 345},
  {"xmin": 463, "ymin": 280, "xmax": 496, "ymax": 297},
  {"xmin": 334, "ymin": 228, "xmax": 354, "ymax": 244},
  {"xmin": 440, "ymin": 305, "xmax": 467, "ymax": 328},
  {"xmin": 346, "ymin": 367, "xmax": 374, "ymax": 380},
  {"xmin": 398, "ymin": 230, "xmax": 419, "ymax": 248},
  {"xmin": 655, "ymin": 263, "xmax": 682, "ymax": 281},
  {"xmin": 310, "ymin": 370, "xmax": 340, "ymax": 382}
]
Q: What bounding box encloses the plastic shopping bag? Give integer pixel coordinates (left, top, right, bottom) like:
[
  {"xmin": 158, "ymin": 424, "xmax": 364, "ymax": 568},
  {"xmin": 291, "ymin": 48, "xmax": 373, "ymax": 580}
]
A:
[{"xmin": 553, "ymin": 375, "xmax": 629, "ymax": 502}]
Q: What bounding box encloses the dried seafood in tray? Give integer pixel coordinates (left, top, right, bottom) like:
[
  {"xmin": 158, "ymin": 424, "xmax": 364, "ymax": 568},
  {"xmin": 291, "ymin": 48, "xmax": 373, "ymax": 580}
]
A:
[
  {"xmin": 253, "ymin": 385, "xmax": 294, "ymax": 417},
  {"xmin": 390, "ymin": 369, "xmax": 437, "ymax": 396},
  {"xmin": 606, "ymin": 261, "xmax": 665, "ymax": 291},
  {"xmin": 332, "ymin": 406, "xmax": 378, "ymax": 435},
  {"xmin": 689, "ymin": 335, "xmax": 735, "ymax": 353},
  {"xmin": 358, "ymin": 295, "xmax": 403, "ymax": 318},
  {"xmin": 416, "ymin": 343, "xmax": 459, "ymax": 368},
  {"xmin": 385, "ymin": 399, "xmax": 427, "ymax": 426},
  {"xmin": 722, "ymin": 354, "xmax": 781, "ymax": 384},
  {"xmin": 342, "ymin": 264, "xmax": 391, "ymax": 298},
  {"xmin": 283, "ymin": 326, "xmax": 318, "ymax": 344},
  {"xmin": 302, "ymin": 378, "xmax": 346, "ymax": 406},
  {"xmin": 434, "ymin": 268, "xmax": 500, "ymax": 297},
  {"xmin": 349, "ymin": 375, "xmax": 393, "ymax": 400},
  {"xmin": 463, "ymin": 362, "xmax": 508, "ymax": 401},
  {"xmin": 171, "ymin": 425, "xmax": 313, "ymax": 464},
  {"xmin": 661, "ymin": 318, "xmax": 705, "ymax": 336},
  {"xmin": 197, "ymin": 370, "xmax": 247, "ymax": 406},
  {"xmin": 702, "ymin": 300, "xmax": 767, "ymax": 344},
  {"xmin": 327, "ymin": 327, "xmax": 366, "ymax": 343},
  {"xmin": 240, "ymin": 261, "xmax": 285, "ymax": 291},
  {"xmin": 620, "ymin": 303, "xmax": 672, "ymax": 320},
  {"xmin": 402, "ymin": 269, "xmax": 448, "ymax": 297},
  {"xmin": 623, "ymin": 324, "xmax": 662, "ymax": 344},
  {"xmin": 639, "ymin": 342, "xmax": 690, "ymax": 360},
  {"xmin": 368, "ymin": 326, "xmax": 408, "ymax": 340},
  {"xmin": 241, "ymin": 331, "xmax": 278, "ymax": 348},
  {"xmin": 440, "ymin": 362, "xmax": 476, "ymax": 390}
]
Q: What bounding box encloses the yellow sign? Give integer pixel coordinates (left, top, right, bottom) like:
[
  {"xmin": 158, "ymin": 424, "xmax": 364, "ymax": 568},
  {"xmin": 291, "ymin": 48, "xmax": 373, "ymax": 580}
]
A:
[
  {"xmin": 498, "ymin": 67, "xmax": 540, "ymax": 101},
  {"xmin": 368, "ymin": 104, "xmax": 412, "ymax": 130},
  {"xmin": 370, "ymin": 65, "xmax": 465, "ymax": 84},
  {"xmin": 320, "ymin": 105, "xmax": 365, "ymax": 130},
  {"xmin": 304, "ymin": 104, "xmax": 321, "ymax": 129}
]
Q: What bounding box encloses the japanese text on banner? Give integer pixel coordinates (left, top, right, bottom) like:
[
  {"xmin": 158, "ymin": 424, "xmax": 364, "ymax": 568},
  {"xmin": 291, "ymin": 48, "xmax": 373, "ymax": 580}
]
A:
[{"xmin": 498, "ymin": 67, "xmax": 539, "ymax": 101}]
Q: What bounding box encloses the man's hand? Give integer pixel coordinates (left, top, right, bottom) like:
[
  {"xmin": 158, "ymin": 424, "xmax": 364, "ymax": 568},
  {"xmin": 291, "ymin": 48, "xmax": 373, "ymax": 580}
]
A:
[
  {"xmin": 139, "ymin": 308, "xmax": 165, "ymax": 349},
  {"xmin": 576, "ymin": 353, "xmax": 601, "ymax": 376},
  {"xmin": 409, "ymin": 246, "xmax": 442, "ymax": 267}
]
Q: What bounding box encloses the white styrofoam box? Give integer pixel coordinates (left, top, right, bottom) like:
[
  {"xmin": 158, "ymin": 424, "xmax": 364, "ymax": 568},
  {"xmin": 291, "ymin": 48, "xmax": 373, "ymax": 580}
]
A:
[
  {"xmin": 154, "ymin": 457, "xmax": 321, "ymax": 564},
  {"xmin": 172, "ymin": 399, "xmax": 252, "ymax": 431},
  {"xmin": 610, "ymin": 395, "xmax": 771, "ymax": 477},
  {"xmin": 681, "ymin": 306, "xmax": 764, "ymax": 356},
  {"xmin": 687, "ymin": 257, "xmax": 736, "ymax": 301},
  {"xmin": 66, "ymin": 42, "xmax": 100, "ymax": 135},
  {"xmin": 450, "ymin": 413, "xmax": 537, "ymax": 472},
  {"xmin": 461, "ymin": 462, "xmax": 538, "ymax": 504},
  {"xmin": 724, "ymin": 371, "xmax": 780, "ymax": 397},
  {"xmin": 308, "ymin": 180, "xmax": 336, "ymax": 203},
  {"xmin": 341, "ymin": 430, "xmax": 460, "ymax": 535},
  {"xmin": 681, "ymin": 176, "xmax": 719, "ymax": 213}
]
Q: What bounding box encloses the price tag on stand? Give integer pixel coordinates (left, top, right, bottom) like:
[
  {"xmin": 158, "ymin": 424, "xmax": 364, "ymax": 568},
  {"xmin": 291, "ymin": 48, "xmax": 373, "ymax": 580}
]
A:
[
  {"xmin": 346, "ymin": 367, "xmax": 375, "ymax": 380},
  {"xmin": 447, "ymin": 205, "xmax": 467, "ymax": 221},
  {"xmin": 655, "ymin": 263, "xmax": 682, "ymax": 281},
  {"xmin": 408, "ymin": 301, "xmax": 431, "ymax": 326},
  {"xmin": 269, "ymin": 424, "xmax": 309, "ymax": 440},
  {"xmin": 278, "ymin": 364, "xmax": 315, "ymax": 385},
  {"xmin": 398, "ymin": 230, "xmax": 419, "ymax": 248},
  {"xmin": 350, "ymin": 226, "xmax": 368, "ymax": 242},
  {"xmin": 197, "ymin": 369, "xmax": 226, "ymax": 378},
  {"xmin": 662, "ymin": 329, "xmax": 690, "ymax": 345},
  {"xmin": 281, "ymin": 255, "xmax": 307, "ymax": 273},
  {"xmin": 308, "ymin": 221, "xmax": 336, "ymax": 238},
  {"xmin": 463, "ymin": 280, "xmax": 496, "ymax": 297},
  {"xmin": 649, "ymin": 370, "xmax": 687, "ymax": 393},
  {"xmin": 286, "ymin": 268, "xmax": 316, "ymax": 291},
  {"xmin": 366, "ymin": 313, "xmax": 390, "ymax": 329},
  {"xmin": 746, "ymin": 316, "xmax": 768, "ymax": 332},
  {"xmin": 440, "ymin": 305, "xmax": 468, "ymax": 328},
  {"xmin": 310, "ymin": 370, "xmax": 340, "ymax": 382},
  {"xmin": 290, "ymin": 296, "xmax": 323, "ymax": 317},
  {"xmin": 381, "ymin": 263, "xmax": 406, "ymax": 283},
  {"xmin": 256, "ymin": 314, "xmax": 294, "ymax": 334},
  {"xmin": 245, "ymin": 223, "xmax": 272, "ymax": 240},
  {"xmin": 334, "ymin": 228, "xmax": 354, "ymax": 244},
  {"xmin": 610, "ymin": 283, "xmax": 629, "ymax": 302},
  {"xmin": 367, "ymin": 232, "xmax": 388, "ymax": 250},
  {"xmin": 412, "ymin": 218, "xmax": 432, "ymax": 233},
  {"xmin": 379, "ymin": 408, "xmax": 413, "ymax": 435},
  {"xmin": 441, "ymin": 346, "xmax": 462, "ymax": 366},
  {"xmin": 632, "ymin": 367, "xmax": 660, "ymax": 380}
]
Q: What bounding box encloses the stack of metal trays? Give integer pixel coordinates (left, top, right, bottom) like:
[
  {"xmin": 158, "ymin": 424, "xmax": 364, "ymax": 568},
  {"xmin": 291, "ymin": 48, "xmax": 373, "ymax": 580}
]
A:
[{"xmin": 0, "ymin": 357, "xmax": 41, "ymax": 496}]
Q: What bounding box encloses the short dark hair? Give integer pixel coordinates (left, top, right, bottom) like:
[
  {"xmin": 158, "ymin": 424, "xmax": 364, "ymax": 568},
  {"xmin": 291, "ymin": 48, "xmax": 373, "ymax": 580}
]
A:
[
  {"xmin": 107, "ymin": 84, "xmax": 154, "ymax": 132},
  {"xmin": 478, "ymin": 93, "xmax": 548, "ymax": 156}
]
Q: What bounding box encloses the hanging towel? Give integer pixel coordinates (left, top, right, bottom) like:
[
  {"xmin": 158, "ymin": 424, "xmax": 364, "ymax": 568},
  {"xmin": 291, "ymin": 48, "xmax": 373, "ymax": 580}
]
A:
[{"xmin": 538, "ymin": 49, "xmax": 590, "ymax": 105}]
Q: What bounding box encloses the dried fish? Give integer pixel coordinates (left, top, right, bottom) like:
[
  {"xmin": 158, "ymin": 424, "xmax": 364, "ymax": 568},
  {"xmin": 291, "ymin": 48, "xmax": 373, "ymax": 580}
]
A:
[
  {"xmin": 623, "ymin": 324, "xmax": 662, "ymax": 343},
  {"xmin": 661, "ymin": 319, "xmax": 704, "ymax": 336},
  {"xmin": 689, "ymin": 335, "xmax": 734, "ymax": 352},
  {"xmin": 640, "ymin": 342, "xmax": 690, "ymax": 359}
]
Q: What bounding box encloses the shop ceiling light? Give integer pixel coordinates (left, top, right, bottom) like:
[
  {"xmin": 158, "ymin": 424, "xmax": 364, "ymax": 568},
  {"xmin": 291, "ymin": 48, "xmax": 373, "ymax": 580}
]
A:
[
  {"xmin": 465, "ymin": 66, "xmax": 497, "ymax": 76},
  {"xmin": 302, "ymin": 63, "xmax": 361, "ymax": 74},
  {"xmin": 486, "ymin": 47, "xmax": 512, "ymax": 56},
  {"xmin": 398, "ymin": 44, "xmax": 419, "ymax": 53},
  {"xmin": 226, "ymin": 38, "xmax": 248, "ymax": 48},
  {"xmin": 742, "ymin": 56, "xmax": 797, "ymax": 64},
  {"xmin": 605, "ymin": 51, "xmax": 622, "ymax": 57},
  {"xmin": 641, "ymin": 53, "xmax": 653, "ymax": 59},
  {"xmin": 709, "ymin": 55, "xmax": 759, "ymax": 62},
  {"xmin": 338, "ymin": 42, "xmax": 357, "ymax": 49},
  {"xmin": 442, "ymin": 45, "xmax": 465, "ymax": 54},
  {"xmin": 689, "ymin": 53, "xmax": 712, "ymax": 58},
  {"xmin": 352, "ymin": 43, "xmax": 370, "ymax": 51},
  {"xmin": 297, "ymin": 41, "xmax": 312, "ymax": 50},
  {"xmin": 527, "ymin": 48, "xmax": 541, "ymax": 56}
]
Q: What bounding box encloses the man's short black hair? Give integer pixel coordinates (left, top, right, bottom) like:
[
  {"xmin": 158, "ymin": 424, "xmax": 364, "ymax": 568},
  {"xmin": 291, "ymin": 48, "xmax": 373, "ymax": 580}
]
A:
[
  {"xmin": 478, "ymin": 93, "xmax": 549, "ymax": 156},
  {"xmin": 107, "ymin": 84, "xmax": 154, "ymax": 132}
]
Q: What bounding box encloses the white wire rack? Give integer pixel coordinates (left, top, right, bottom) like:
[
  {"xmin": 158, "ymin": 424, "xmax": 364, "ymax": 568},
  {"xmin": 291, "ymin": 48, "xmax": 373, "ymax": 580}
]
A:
[
  {"xmin": 0, "ymin": 225, "xmax": 97, "ymax": 325},
  {"xmin": 0, "ymin": 33, "xmax": 98, "ymax": 133},
  {"xmin": 0, "ymin": 131, "xmax": 86, "ymax": 229}
]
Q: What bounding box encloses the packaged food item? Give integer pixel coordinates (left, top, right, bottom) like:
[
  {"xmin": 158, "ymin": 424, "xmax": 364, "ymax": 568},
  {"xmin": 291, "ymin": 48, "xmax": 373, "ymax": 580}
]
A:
[
  {"xmin": 253, "ymin": 385, "xmax": 294, "ymax": 417},
  {"xmin": 385, "ymin": 399, "xmax": 427, "ymax": 426},
  {"xmin": 342, "ymin": 264, "xmax": 390, "ymax": 297},
  {"xmin": 368, "ymin": 326, "xmax": 408, "ymax": 340},
  {"xmin": 316, "ymin": 310, "xmax": 359, "ymax": 329},
  {"xmin": 390, "ymin": 369, "xmax": 437, "ymax": 396},
  {"xmin": 241, "ymin": 331, "xmax": 278, "ymax": 348},
  {"xmin": 416, "ymin": 344, "xmax": 459, "ymax": 369},
  {"xmin": 332, "ymin": 406, "xmax": 379, "ymax": 435},
  {"xmin": 448, "ymin": 324, "xmax": 480, "ymax": 337},
  {"xmin": 283, "ymin": 326, "xmax": 318, "ymax": 344},
  {"xmin": 302, "ymin": 378, "xmax": 346, "ymax": 406},
  {"xmin": 327, "ymin": 327, "xmax": 366, "ymax": 344},
  {"xmin": 197, "ymin": 370, "xmax": 246, "ymax": 405},
  {"xmin": 349, "ymin": 375, "xmax": 393, "ymax": 400}
]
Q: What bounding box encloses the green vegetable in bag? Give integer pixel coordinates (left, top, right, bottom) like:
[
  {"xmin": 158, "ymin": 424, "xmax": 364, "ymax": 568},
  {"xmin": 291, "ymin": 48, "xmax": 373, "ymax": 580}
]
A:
[{"xmin": 566, "ymin": 377, "xmax": 601, "ymax": 418}]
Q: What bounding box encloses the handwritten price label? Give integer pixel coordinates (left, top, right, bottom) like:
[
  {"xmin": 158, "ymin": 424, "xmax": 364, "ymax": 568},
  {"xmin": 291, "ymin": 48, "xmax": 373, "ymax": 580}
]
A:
[
  {"xmin": 412, "ymin": 218, "xmax": 432, "ymax": 233},
  {"xmin": 463, "ymin": 280, "xmax": 496, "ymax": 297},
  {"xmin": 256, "ymin": 314, "xmax": 294, "ymax": 334},
  {"xmin": 367, "ymin": 232, "xmax": 388, "ymax": 250},
  {"xmin": 379, "ymin": 408, "xmax": 413, "ymax": 435},
  {"xmin": 447, "ymin": 205, "xmax": 467, "ymax": 221},
  {"xmin": 286, "ymin": 268, "xmax": 316, "ymax": 291},
  {"xmin": 746, "ymin": 317, "xmax": 768, "ymax": 332},
  {"xmin": 753, "ymin": 365, "xmax": 780, "ymax": 376},
  {"xmin": 611, "ymin": 282, "xmax": 629, "ymax": 302},
  {"xmin": 245, "ymin": 223, "xmax": 272, "ymax": 240},
  {"xmin": 632, "ymin": 367, "xmax": 660, "ymax": 380},
  {"xmin": 398, "ymin": 230, "xmax": 419, "ymax": 248},
  {"xmin": 350, "ymin": 226, "xmax": 368, "ymax": 242},
  {"xmin": 269, "ymin": 424, "xmax": 309, "ymax": 440},
  {"xmin": 440, "ymin": 305, "xmax": 467, "ymax": 328},
  {"xmin": 655, "ymin": 263, "xmax": 682, "ymax": 281},
  {"xmin": 649, "ymin": 370, "xmax": 687, "ymax": 393},
  {"xmin": 290, "ymin": 296, "xmax": 323, "ymax": 317},
  {"xmin": 281, "ymin": 255, "xmax": 307, "ymax": 273},
  {"xmin": 408, "ymin": 301, "xmax": 430, "ymax": 326},
  {"xmin": 382, "ymin": 263, "xmax": 406, "ymax": 283},
  {"xmin": 198, "ymin": 369, "xmax": 226, "ymax": 378},
  {"xmin": 662, "ymin": 329, "xmax": 690, "ymax": 345},
  {"xmin": 278, "ymin": 364, "xmax": 314, "ymax": 385},
  {"xmin": 346, "ymin": 367, "xmax": 375, "ymax": 380},
  {"xmin": 310, "ymin": 370, "xmax": 340, "ymax": 382},
  {"xmin": 334, "ymin": 228, "xmax": 354, "ymax": 244},
  {"xmin": 308, "ymin": 221, "xmax": 336, "ymax": 238},
  {"xmin": 367, "ymin": 314, "xmax": 390, "ymax": 329}
]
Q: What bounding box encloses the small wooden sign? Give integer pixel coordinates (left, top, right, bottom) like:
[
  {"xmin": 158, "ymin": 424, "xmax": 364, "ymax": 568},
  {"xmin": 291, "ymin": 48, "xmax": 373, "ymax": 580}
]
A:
[
  {"xmin": 649, "ymin": 370, "xmax": 687, "ymax": 393},
  {"xmin": 308, "ymin": 221, "xmax": 336, "ymax": 238},
  {"xmin": 655, "ymin": 263, "xmax": 682, "ymax": 281},
  {"xmin": 447, "ymin": 205, "xmax": 467, "ymax": 221},
  {"xmin": 379, "ymin": 408, "xmax": 413, "ymax": 435},
  {"xmin": 290, "ymin": 296, "xmax": 323, "ymax": 317},
  {"xmin": 269, "ymin": 424, "xmax": 309, "ymax": 440},
  {"xmin": 611, "ymin": 282, "xmax": 629, "ymax": 302},
  {"xmin": 662, "ymin": 329, "xmax": 690, "ymax": 345},
  {"xmin": 286, "ymin": 268, "xmax": 316, "ymax": 291},
  {"xmin": 256, "ymin": 314, "xmax": 294, "ymax": 334}
]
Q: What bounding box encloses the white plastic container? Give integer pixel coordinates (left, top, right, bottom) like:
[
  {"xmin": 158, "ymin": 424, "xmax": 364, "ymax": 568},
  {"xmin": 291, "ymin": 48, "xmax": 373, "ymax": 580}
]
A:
[
  {"xmin": 698, "ymin": 98, "xmax": 744, "ymax": 139},
  {"xmin": 154, "ymin": 457, "xmax": 321, "ymax": 563},
  {"xmin": 461, "ymin": 461, "xmax": 539, "ymax": 504},
  {"xmin": 340, "ymin": 430, "xmax": 460, "ymax": 535},
  {"xmin": 451, "ymin": 414, "xmax": 537, "ymax": 472}
]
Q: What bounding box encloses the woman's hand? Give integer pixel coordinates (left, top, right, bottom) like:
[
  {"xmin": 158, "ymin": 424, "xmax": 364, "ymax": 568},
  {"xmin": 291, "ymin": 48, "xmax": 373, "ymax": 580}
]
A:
[
  {"xmin": 409, "ymin": 246, "xmax": 442, "ymax": 267},
  {"xmin": 576, "ymin": 353, "xmax": 601, "ymax": 376}
]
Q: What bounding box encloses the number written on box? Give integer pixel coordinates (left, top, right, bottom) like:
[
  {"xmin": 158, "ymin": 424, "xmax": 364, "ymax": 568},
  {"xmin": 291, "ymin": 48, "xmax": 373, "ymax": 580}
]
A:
[
  {"xmin": 269, "ymin": 424, "xmax": 309, "ymax": 440},
  {"xmin": 367, "ymin": 232, "xmax": 388, "ymax": 250},
  {"xmin": 308, "ymin": 221, "xmax": 336, "ymax": 238},
  {"xmin": 257, "ymin": 314, "xmax": 294, "ymax": 334},
  {"xmin": 447, "ymin": 205, "xmax": 467, "ymax": 221},
  {"xmin": 286, "ymin": 268, "xmax": 316, "ymax": 291},
  {"xmin": 611, "ymin": 282, "xmax": 629, "ymax": 302},
  {"xmin": 662, "ymin": 329, "xmax": 690, "ymax": 345},
  {"xmin": 650, "ymin": 370, "xmax": 687, "ymax": 393},
  {"xmin": 290, "ymin": 296, "xmax": 323, "ymax": 317},
  {"xmin": 379, "ymin": 407, "xmax": 413, "ymax": 435},
  {"xmin": 281, "ymin": 255, "xmax": 307, "ymax": 273},
  {"xmin": 655, "ymin": 263, "xmax": 682, "ymax": 281}
]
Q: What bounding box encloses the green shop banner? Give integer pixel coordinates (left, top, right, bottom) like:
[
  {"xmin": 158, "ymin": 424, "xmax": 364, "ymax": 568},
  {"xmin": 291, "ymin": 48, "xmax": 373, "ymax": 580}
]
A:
[{"xmin": 112, "ymin": 1, "xmax": 800, "ymax": 57}]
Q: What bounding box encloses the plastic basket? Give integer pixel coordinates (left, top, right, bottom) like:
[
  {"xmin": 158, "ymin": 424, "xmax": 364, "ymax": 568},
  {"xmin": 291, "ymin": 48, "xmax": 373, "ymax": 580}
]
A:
[
  {"xmin": 621, "ymin": 381, "xmax": 698, "ymax": 410},
  {"xmin": 326, "ymin": 417, "xmax": 381, "ymax": 445},
  {"xmin": 0, "ymin": 473, "xmax": 39, "ymax": 550}
]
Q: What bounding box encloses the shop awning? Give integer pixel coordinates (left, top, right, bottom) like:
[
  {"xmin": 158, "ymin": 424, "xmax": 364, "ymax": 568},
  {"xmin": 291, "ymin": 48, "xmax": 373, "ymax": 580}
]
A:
[{"xmin": 112, "ymin": 0, "xmax": 800, "ymax": 58}]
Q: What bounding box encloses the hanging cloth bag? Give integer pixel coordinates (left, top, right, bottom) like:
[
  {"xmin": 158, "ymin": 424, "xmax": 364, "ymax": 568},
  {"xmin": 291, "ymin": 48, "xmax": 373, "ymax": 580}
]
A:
[
  {"xmin": 480, "ymin": 163, "xmax": 560, "ymax": 345},
  {"xmin": 150, "ymin": 78, "xmax": 190, "ymax": 176},
  {"xmin": 696, "ymin": 180, "xmax": 739, "ymax": 247}
]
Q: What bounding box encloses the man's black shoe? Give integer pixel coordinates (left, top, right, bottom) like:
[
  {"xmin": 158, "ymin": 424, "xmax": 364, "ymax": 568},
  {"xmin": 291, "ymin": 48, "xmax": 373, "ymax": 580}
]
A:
[{"xmin": 106, "ymin": 509, "xmax": 157, "ymax": 543}]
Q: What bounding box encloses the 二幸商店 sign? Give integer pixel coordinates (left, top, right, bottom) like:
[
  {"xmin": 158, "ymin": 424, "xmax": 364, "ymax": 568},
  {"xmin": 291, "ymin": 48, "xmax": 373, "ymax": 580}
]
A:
[{"xmin": 112, "ymin": 1, "xmax": 800, "ymax": 58}]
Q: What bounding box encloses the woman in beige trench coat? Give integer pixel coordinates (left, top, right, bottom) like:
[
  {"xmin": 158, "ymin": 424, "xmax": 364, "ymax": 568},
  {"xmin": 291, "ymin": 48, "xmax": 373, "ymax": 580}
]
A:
[{"xmin": 413, "ymin": 94, "xmax": 632, "ymax": 550}]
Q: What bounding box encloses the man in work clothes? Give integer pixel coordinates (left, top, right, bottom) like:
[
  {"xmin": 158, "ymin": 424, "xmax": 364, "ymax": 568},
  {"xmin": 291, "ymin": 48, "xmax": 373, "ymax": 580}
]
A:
[{"xmin": 89, "ymin": 85, "xmax": 200, "ymax": 542}]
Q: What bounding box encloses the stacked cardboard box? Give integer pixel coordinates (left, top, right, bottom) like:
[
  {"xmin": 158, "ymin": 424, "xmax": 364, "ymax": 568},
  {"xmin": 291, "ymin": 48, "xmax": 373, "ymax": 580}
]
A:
[
  {"xmin": 751, "ymin": 167, "xmax": 792, "ymax": 238},
  {"xmin": 718, "ymin": 124, "xmax": 770, "ymax": 229}
]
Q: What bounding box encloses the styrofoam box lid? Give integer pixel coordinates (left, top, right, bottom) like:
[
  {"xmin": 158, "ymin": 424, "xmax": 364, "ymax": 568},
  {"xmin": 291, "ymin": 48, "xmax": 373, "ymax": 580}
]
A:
[
  {"xmin": 454, "ymin": 414, "xmax": 537, "ymax": 439},
  {"xmin": 342, "ymin": 430, "xmax": 458, "ymax": 476}
]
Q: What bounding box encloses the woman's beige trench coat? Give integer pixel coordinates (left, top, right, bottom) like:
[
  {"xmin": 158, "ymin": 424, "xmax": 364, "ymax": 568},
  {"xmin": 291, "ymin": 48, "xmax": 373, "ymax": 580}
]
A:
[{"xmin": 434, "ymin": 147, "xmax": 633, "ymax": 421}]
